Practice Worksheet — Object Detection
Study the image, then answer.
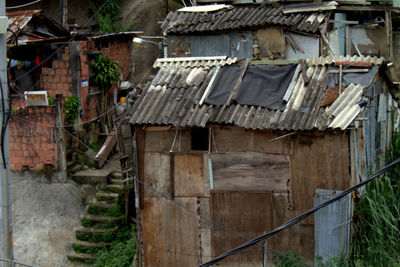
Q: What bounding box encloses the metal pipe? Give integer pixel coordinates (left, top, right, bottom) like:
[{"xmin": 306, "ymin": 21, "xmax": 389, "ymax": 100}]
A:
[{"xmin": 0, "ymin": 1, "xmax": 13, "ymax": 266}]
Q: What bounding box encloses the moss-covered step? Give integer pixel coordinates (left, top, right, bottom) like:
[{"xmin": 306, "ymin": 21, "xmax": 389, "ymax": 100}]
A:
[
  {"xmin": 72, "ymin": 240, "xmax": 109, "ymax": 255},
  {"xmin": 100, "ymin": 184, "xmax": 124, "ymax": 193},
  {"xmin": 67, "ymin": 252, "xmax": 98, "ymax": 264},
  {"xmin": 81, "ymin": 214, "xmax": 122, "ymax": 228},
  {"xmin": 95, "ymin": 191, "xmax": 119, "ymax": 202},
  {"xmin": 86, "ymin": 201, "xmax": 117, "ymax": 216},
  {"xmin": 75, "ymin": 227, "xmax": 117, "ymax": 243}
]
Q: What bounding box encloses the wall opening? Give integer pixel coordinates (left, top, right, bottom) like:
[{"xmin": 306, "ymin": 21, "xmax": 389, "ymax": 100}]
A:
[{"xmin": 191, "ymin": 127, "xmax": 208, "ymax": 151}]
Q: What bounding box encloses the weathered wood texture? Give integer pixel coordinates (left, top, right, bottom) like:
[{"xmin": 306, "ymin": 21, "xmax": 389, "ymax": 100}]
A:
[
  {"xmin": 290, "ymin": 132, "xmax": 350, "ymax": 214},
  {"xmin": 211, "ymin": 152, "xmax": 290, "ymax": 192},
  {"xmin": 211, "ymin": 191, "xmax": 274, "ymax": 267},
  {"xmin": 95, "ymin": 130, "xmax": 117, "ymax": 168},
  {"xmin": 142, "ymin": 197, "xmax": 200, "ymax": 267},
  {"xmin": 135, "ymin": 127, "xmax": 145, "ymax": 209},
  {"xmin": 273, "ymin": 193, "xmax": 314, "ymax": 265},
  {"xmin": 174, "ymin": 153, "xmax": 204, "ymax": 197},
  {"xmin": 212, "ymin": 126, "xmax": 292, "ymax": 154},
  {"xmin": 144, "ymin": 152, "xmax": 170, "ymax": 197},
  {"xmin": 145, "ymin": 128, "xmax": 191, "ymax": 152}
]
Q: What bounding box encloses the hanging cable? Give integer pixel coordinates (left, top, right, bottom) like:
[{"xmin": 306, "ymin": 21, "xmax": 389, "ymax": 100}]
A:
[{"xmin": 6, "ymin": 0, "xmax": 41, "ymax": 9}]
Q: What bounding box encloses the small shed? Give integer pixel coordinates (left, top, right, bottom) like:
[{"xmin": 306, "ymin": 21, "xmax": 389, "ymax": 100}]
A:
[{"xmin": 129, "ymin": 55, "xmax": 398, "ymax": 266}]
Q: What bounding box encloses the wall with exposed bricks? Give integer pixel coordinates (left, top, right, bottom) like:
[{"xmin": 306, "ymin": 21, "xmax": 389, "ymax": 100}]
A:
[
  {"xmin": 40, "ymin": 48, "xmax": 73, "ymax": 98},
  {"xmin": 9, "ymin": 39, "xmax": 131, "ymax": 171},
  {"xmin": 9, "ymin": 105, "xmax": 58, "ymax": 171}
]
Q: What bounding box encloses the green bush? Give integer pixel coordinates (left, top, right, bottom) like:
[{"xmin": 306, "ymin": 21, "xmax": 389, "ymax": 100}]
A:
[
  {"xmin": 91, "ymin": 55, "xmax": 121, "ymax": 90},
  {"xmin": 64, "ymin": 95, "xmax": 80, "ymax": 124}
]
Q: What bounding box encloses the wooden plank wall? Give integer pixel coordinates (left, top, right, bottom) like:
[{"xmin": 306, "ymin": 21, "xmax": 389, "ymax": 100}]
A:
[
  {"xmin": 142, "ymin": 197, "xmax": 200, "ymax": 267},
  {"xmin": 210, "ymin": 191, "xmax": 274, "ymax": 267},
  {"xmin": 290, "ymin": 132, "xmax": 350, "ymax": 215},
  {"xmin": 211, "ymin": 152, "xmax": 290, "ymax": 192},
  {"xmin": 139, "ymin": 126, "xmax": 351, "ymax": 266}
]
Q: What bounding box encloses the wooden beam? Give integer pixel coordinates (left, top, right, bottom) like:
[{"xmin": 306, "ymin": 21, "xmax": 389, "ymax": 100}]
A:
[
  {"xmin": 250, "ymin": 59, "xmax": 299, "ymax": 66},
  {"xmin": 328, "ymin": 69, "xmax": 370, "ymax": 73},
  {"xmin": 329, "ymin": 19, "xmax": 359, "ymax": 24},
  {"xmin": 334, "ymin": 61, "xmax": 373, "ymax": 67},
  {"xmin": 225, "ymin": 59, "xmax": 250, "ymax": 105},
  {"xmin": 135, "ymin": 127, "xmax": 145, "ymax": 209},
  {"xmin": 385, "ymin": 10, "xmax": 394, "ymax": 62},
  {"xmin": 94, "ymin": 129, "xmax": 117, "ymax": 168}
]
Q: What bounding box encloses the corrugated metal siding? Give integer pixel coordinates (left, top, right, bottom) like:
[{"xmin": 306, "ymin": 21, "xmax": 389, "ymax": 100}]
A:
[
  {"xmin": 314, "ymin": 189, "xmax": 351, "ymax": 264},
  {"xmin": 162, "ymin": 6, "xmax": 328, "ymax": 34},
  {"xmin": 130, "ymin": 57, "xmax": 384, "ymax": 132}
]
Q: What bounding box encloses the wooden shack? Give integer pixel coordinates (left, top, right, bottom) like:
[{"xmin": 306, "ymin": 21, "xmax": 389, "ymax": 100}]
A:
[{"xmin": 129, "ymin": 56, "xmax": 399, "ymax": 266}]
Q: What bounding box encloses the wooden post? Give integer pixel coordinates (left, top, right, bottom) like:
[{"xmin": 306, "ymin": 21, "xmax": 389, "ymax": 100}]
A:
[
  {"xmin": 135, "ymin": 127, "xmax": 145, "ymax": 209},
  {"xmin": 385, "ymin": 10, "xmax": 393, "ymax": 62},
  {"xmin": 59, "ymin": 0, "xmax": 68, "ymax": 27},
  {"xmin": 339, "ymin": 65, "xmax": 343, "ymax": 94},
  {"xmin": 170, "ymin": 152, "xmax": 174, "ymax": 200}
]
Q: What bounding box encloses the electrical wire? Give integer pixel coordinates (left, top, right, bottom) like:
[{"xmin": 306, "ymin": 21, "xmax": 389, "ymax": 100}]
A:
[
  {"xmin": 6, "ymin": 0, "xmax": 42, "ymax": 9},
  {"xmin": 199, "ymin": 156, "xmax": 400, "ymax": 267}
]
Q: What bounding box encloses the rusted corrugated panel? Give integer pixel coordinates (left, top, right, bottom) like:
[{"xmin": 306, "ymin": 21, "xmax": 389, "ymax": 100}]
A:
[
  {"xmin": 6, "ymin": 10, "xmax": 69, "ymax": 45},
  {"xmin": 327, "ymin": 84, "xmax": 364, "ymax": 130},
  {"xmin": 162, "ymin": 5, "xmax": 328, "ymax": 35},
  {"xmin": 314, "ymin": 189, "xmax": 351, "ymax": 264}
]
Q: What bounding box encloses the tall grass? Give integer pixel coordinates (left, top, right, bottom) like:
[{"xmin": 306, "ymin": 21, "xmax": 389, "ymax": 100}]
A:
[{"xmin": 350, "ymin": 133, "xmax": 400, "ymax": 266}]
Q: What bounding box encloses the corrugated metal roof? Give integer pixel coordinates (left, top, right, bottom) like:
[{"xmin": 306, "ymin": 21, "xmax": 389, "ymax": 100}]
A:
[
  {"xmin": 308, "ymin": 55, "xmax": 385, "ymax": 66},
  {"xmin": 161, "ymin": 5, "xmax": 329, "ymax": 35},
  {"xmin": 6, "ymin": 10, "xmax": 69, "ymax": 45},
  {"xmin": 129, "ymin": 57, "xmax": 383, "ymax": 131}
]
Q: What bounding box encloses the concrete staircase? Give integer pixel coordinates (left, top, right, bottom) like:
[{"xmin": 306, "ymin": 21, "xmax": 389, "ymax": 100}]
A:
[{"xmin": 67, "ymin": 173, "xmax": 127, "ymax": 265}]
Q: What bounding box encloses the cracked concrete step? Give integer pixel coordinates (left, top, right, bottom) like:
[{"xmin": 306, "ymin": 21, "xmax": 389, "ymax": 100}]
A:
[
  {"xmin": 71, "ymin": 169, "xmax": 111, "ymax": 185},
  {"xmin": 95, "ymin": 191, "xmax": 119, "ymax": 201},
  {"xmin": 67, "ymin": 253, "xmax": 98, "ymax": 264}
]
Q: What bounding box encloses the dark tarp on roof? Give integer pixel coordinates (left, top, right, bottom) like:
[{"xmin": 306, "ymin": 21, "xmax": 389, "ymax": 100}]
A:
[
  {"xmin": 205, "ymin": 65, "xmax": 241, "ymax": 105},
  {"xmin": 206, "ymin": 64, "xmax": 297, "ymax": 110}
]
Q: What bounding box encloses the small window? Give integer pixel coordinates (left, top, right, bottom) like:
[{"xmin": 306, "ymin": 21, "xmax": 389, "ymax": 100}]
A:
[{"xmin": 191, "ymin": 127, "xmax": 209, "ymax": 151}]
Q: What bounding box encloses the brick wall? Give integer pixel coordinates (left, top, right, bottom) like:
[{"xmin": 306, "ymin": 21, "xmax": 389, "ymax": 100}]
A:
[
  {"xmin": 9, "ymin": 104, "xmax": 58, "ymax": 171},
  {"xmin": 40, "ymin": 47, "xmax": 73, "ymax": 98}
]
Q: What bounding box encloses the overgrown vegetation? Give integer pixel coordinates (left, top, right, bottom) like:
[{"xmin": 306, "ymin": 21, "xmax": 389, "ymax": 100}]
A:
[
  {"xmin": 88, "ymin": 0, "xmax": 121, "ymax": 32},
  {"xmin": 94, "ymin": 226, "xmax": 136, "ymax": 267},
  {"xmin": 350, "ymin": 132, "xmax": 400, "ymax": 266},
  {"xmin": 64, "ymin": 95, "xmax": 80, "ymax": 124}
]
